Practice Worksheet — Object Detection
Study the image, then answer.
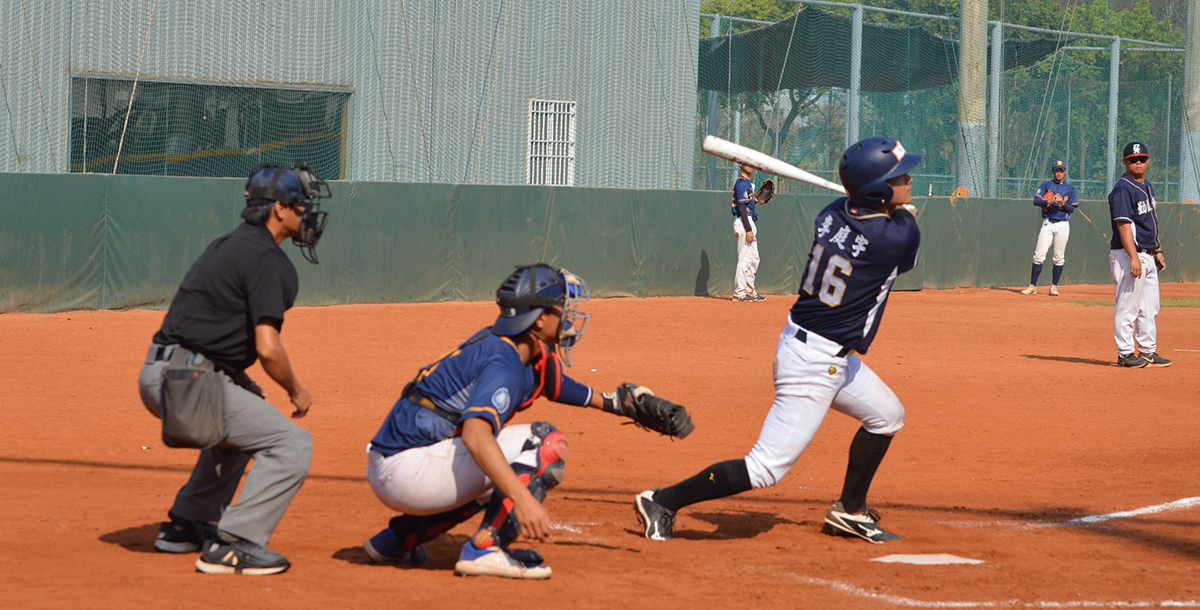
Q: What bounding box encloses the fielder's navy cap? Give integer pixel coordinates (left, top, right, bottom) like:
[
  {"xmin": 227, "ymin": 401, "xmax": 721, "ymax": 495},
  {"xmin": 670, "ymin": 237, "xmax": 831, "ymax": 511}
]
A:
[
  {"xmin": 1123, "ymin": 142, "xmax": 1149, "ymax": 159},
  {"xmin": 1050, "ymin": 159, "xmax": 1066, "ymax": 171},
  {"xmin": 245, "ymin": 166, "xmax": 306, "ymax": 207}
]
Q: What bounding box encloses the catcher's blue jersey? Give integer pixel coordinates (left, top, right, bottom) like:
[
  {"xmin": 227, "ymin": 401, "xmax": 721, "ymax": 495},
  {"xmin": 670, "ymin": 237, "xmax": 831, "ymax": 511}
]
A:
[
  {"xmin": 369, "ymin": 329, "xmax": 592, "ymax": 455},
  {"xmin": 789, "ymin": 199, "xmax": 921, "ymax": 354}
]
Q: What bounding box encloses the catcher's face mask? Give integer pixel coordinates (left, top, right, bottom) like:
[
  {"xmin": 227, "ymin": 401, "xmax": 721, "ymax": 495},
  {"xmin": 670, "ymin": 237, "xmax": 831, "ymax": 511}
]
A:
[{"xmin": 555, "ymin": 269, "xmax": 590, "ymax": 367}]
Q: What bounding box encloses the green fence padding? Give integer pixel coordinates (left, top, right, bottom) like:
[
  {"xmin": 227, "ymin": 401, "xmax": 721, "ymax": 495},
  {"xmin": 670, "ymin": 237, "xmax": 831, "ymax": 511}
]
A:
[{"xmin": 4, "ymin": 173, "xmax": 1200, "ymax": 313}]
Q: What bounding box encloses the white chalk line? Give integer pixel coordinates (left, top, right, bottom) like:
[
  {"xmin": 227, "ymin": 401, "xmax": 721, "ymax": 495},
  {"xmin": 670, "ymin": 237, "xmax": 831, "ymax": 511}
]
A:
[
  {"xmin": 772, "ymin": 572, "xmax": 1200, "ymax": 608},
  {"xmin": 937, "ymin": 497, "xmax": 1200, "ymax": 529}
]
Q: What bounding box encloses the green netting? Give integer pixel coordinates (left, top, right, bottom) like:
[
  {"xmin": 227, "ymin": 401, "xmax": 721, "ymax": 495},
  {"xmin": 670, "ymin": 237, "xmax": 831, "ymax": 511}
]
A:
[{"xmin": 695, "ymin": 5, "xmax": 1185, "ymax": 201}]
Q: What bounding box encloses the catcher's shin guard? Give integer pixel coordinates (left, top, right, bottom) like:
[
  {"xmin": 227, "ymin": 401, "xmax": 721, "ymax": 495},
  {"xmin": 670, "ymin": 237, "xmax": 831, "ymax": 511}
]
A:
[
  {"xmin": 389, "ymin": 501, "xmax": 485, "ymax": 551},
  {"xmin": 472, "ymin": 422, "xmax": 567, "ymax": 549}
]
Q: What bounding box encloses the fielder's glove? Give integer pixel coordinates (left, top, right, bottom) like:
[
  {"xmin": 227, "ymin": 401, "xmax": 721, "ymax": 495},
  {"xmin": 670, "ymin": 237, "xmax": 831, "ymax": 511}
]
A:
[
  {"xmin": 755, "ymin": 179, "xmax": 775, "ymax": 205},
  {"xmin": 602, "ymin": 383, "xmax": 695, "ymax": 439}
]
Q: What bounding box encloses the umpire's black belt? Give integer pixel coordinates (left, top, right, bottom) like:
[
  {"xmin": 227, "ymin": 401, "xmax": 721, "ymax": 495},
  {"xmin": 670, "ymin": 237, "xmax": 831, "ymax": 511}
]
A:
[
  {"xmin": 403, "ymin": 382, "xmax": 462, "ymax": 426},
  {"xmin": 794, "ymin": 328, "xmax": 853, "ymax": 358}
]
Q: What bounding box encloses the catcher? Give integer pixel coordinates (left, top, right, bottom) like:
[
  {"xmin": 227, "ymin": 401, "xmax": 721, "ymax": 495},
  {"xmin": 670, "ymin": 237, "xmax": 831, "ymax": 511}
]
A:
[{"xmin": 362, "ymin": 263, "xmax": 692, "ymax": 580}]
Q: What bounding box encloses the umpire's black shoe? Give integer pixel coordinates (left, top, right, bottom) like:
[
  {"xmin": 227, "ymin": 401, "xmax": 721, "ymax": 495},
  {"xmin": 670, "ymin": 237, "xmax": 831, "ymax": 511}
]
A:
[
  {"xmin": 822, "ymin": 502, "xmax": 901, "ymax": 544},
  {"xmin": 196, "ymin": 531, "xmax": 290, "ymax": 575},
  {"xmin": 634, "ymin": 490, "xmax": 675, "ymax": 541},
  {"xmin": 154, "ymin": 512, "xmax": 218, "ymax": 553},
  {"xmin": 1117, "ymin": 353, "xmax": 1149, "ymax": 368},
  {"xmin": 1141, "ymin": 352, "xmax": 1172, "ymax": 368}
]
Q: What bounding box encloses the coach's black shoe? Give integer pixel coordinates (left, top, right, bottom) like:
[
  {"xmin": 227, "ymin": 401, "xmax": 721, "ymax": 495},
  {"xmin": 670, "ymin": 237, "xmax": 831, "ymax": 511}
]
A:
[
  {"xmin": 154, "ymin": 511, "xmax": 218, "ymax": 553},
  {"xmin": 1141, "ymin": 352, "xmax": 1172, "ymax": 368},
  {"xmin": 822, "ymin": 502, "xmax": 901, "ymax": 544},
  {"xmin": 634, "ymin": 490, "xmax": 675, "ymax": 541},
  {"xmin": 195, "ymin": 531, "xmax": 290, "ymax": 575},
  {"xmin": 1117, "ymin": 353, "xmax": 1149, "ymax": 368}
]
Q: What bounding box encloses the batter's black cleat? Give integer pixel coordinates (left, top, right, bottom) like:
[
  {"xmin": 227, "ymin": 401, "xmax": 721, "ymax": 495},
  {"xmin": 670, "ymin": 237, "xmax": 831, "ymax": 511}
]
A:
[
  {"xmin": 195, "ymin": 531, "xmax": 290, "ymax": 575},
  {"xmin": 154, "ymin": 512, "xmax": 219, "ymax": 553},
  {"xmin": 822, "ymin": 502, "xmax": 901, "ymax": 544},
  {"xmin": 1141, "ymin": 352, "xmax": 1172, "ymax": 368},
  {"xmin": 634, "ymin": 490, "xmax": 675, "ymax": 541},
  {"xmin": 1117, "ymin": 353, "xmax": 1149, "ymax": 368}
]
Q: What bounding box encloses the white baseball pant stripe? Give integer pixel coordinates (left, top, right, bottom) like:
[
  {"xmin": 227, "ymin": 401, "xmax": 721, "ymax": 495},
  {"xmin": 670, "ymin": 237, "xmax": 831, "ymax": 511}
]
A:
[
  {"xmin": 367, "ymin": 424, "xmax": 539, "ymax": 515},
  {"xmin": 733, "ymin": 217, "xmax": 760, "ymax": 298},
  {"xmin": 744, "ymin": 316, "xmax": 905, "ymax": 489},
  {"xmin": 1109, "ymin": 249, "xmax": 1159, "ymax": 355},
  {"xmin": 1032, "ymin": 220, "xmax": 1070, "ymax": 266}
]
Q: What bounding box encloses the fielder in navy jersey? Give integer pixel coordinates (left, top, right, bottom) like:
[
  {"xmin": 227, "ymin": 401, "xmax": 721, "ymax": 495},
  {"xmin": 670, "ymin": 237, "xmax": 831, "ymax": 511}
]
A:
[
  {"xmin": 731, "ymin": 162, "xmax": 766, "ymax": 301},
  {"xmin": 1108, "ymin": 141, "xmax": 1171, "ymax": 368},
  {"xmin": 362, "ymin": 264, "xmax": 667, "ymax": 579},
  {"xmin": 1020, "ymin": 159, "xmax": 1078, "ymax": 296},
  {"xmin": 635, "ymin": 137, "xmax": 920, "ymax": 543}
]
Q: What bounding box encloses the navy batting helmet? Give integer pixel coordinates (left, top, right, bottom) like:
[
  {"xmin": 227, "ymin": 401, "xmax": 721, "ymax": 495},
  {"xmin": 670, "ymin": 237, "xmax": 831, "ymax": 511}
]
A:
[
  {"xmin": 839, "ymin": 137, "xmax": 922, "ymax": 206},
  {"xmin": 494, "ymin": 264, "xmax": 591, "ymax": 365}
]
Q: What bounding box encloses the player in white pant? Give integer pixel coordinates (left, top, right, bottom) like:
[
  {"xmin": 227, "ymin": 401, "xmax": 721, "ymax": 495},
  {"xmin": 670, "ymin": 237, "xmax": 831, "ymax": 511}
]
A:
[
  {"xmin": 731, "ymin": 161, "xmax": 766, "ymax": 301},
  {"xmin": 1107, "ymin": 142, "xmax": 1170, "ymax": 368},
  {"xmin": 635, "ymin": 137, "xmax": 922, "ymax": 543},
  {"xmin": 1020, "ymin": 160, "xmax": 1077, "ymax": 296}
]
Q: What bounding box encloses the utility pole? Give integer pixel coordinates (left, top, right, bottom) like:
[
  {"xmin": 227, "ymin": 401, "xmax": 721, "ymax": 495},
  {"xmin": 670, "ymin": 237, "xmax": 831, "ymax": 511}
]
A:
[{"xmin": 957, "ymin": 0, "xmax": 988, "ymax": 196}]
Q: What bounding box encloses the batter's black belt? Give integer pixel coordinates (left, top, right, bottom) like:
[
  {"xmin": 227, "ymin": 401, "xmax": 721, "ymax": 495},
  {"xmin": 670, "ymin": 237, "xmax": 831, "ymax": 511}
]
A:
[
  {"xmin": 794, "ymin": 328, "xmax": 853, "ymax": 358},
  {"xmin": 402, "ymin": 382, "xmax": 462, "ymax": 426}
]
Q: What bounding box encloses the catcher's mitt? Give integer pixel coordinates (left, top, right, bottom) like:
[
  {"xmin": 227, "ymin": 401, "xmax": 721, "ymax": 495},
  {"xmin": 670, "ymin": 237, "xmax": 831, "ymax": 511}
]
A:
[
  {"xmin": 755, "ymin": 179, "xmax": 775, "ymax": 205},
  {"xmin": 604, "ymin": 384, "xmax": 694, "ymax": 438}
]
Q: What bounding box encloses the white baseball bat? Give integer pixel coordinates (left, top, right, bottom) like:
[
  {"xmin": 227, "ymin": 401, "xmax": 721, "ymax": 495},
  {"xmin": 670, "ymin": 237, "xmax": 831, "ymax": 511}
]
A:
[{"xmin": 701, "ymin": 135, "xmax": 846, "ymax": 195}]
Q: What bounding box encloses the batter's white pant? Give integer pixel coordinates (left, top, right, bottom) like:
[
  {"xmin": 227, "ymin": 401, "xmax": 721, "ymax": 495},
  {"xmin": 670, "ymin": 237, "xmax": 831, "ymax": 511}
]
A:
[
  {"xmin": 734, "ymin": 217, "xmax": 760, "ymax": 298},
  {"xmin": 744, "ymin": 316, "xmax": 905, "ymax": 489},
  {"xmin": 1032, "ymin": 220, "xmax": 1070, "ymax": 267},
  {"xmin": 367, "ymin": 424, "xmax": 542, "ymax": 515},
  {"xmin": 138, "ymin": 345, "xmax": 313, "ymax": 547},
  {"xmin": 1109, "ymin": 249, "xmax": 1160, "ymax": 355}
]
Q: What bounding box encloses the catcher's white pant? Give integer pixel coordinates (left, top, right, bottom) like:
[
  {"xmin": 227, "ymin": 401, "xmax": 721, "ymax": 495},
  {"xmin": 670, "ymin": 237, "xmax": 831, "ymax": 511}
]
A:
[
  {"xmin": 734, "ymin": 217, "xmax": 760, "ymax": 297},
  {"xmin": 743, "ymin": 316, "xmax": 905, "ymax": 489},
  {"xmin": 366, "ymin": 423, "xmax": 540, "ymax": 515},
  {"xmin": 1032, "ymin": 220, "xmax": 1070, "ymax": 267},
  {"xmin": 1109, "ymin": 249, "xmax": 1160, "ymax": 355}
]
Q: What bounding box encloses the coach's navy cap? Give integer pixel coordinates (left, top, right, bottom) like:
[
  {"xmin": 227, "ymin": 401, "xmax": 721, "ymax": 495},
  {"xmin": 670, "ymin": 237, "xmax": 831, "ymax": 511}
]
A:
[
  {"xmin": 1050, "ymin": 159, "xmax": 1066, "ymax": 171},
  {"xmin": 1123, "ymin": 141, "xmax": 1149, "ymax": 159}
]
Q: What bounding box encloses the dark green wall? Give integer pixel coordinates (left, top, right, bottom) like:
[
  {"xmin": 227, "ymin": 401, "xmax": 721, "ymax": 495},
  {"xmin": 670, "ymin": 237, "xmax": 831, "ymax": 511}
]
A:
[{"xmin": 3, "ymin": 173, "xmax": 1197, "ymax": 313}]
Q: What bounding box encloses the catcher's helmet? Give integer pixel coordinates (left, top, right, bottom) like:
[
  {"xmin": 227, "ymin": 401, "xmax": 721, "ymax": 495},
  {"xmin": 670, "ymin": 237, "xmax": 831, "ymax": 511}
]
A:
[
  {"xmin": 839, "ymin": 137, "xmax": 922, "ymax": 206},
  {"xmin": 493, "ymin": 264, "xmax": 591, "ymax": 365}
]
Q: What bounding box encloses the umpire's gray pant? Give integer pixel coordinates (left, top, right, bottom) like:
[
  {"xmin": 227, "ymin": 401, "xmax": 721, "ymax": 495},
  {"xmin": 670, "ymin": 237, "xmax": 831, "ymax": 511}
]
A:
[{"xmin": 138, "ymin": 344, "xmax": 313, "ymax": 547}]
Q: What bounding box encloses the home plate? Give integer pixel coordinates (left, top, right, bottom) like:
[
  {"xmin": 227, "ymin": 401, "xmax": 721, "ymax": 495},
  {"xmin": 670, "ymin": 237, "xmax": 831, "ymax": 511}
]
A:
[{"xmin": 870, "ymin": 554, "xmax": 984, "ymax": 565}]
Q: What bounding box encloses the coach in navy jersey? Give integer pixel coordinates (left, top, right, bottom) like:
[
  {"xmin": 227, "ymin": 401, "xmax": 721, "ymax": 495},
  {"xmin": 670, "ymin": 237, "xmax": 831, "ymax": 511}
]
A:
[
  {"xmin": 635, "ymin": 137, "xmax": 920, "ymax": 543},
  {"xmin": 1109, "ymin": 142, "xmax": 1171, "ymax": 368}
]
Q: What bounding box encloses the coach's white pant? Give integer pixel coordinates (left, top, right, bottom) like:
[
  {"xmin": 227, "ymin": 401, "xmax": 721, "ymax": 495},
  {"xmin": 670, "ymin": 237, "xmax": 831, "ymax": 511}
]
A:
[
  {"xmin": 734, "ymin": 218, "xmax": 760, "ymax": 297},
  {"xmin": 1109, "ymin": 249, "xmax": 1160, "ymax": 355},
  {"xmin": 1032, "ymin": 220, "xmax": 1070, "ymax": 266},
  {"xmin": 744, "ymin": 316, "xmax": 905, "ymax": 489},
  {"xmin": 366, "ymin": 424, "xmax": 539, "ymax": 515}
]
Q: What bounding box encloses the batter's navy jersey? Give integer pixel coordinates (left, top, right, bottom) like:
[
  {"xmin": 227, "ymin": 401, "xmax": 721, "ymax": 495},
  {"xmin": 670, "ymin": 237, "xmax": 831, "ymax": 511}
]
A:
[
  {"xmin": 1108, "ymin": 175, "xmax": 1159, "ymax": 251},
  {"xmin": 789, "ymin": 199, "xmax": 920, "ymax": 354},
  {"xmin": 732, "ymin": 177, "xmax": 758, "ymax": 221},
  {"xmin": 369, "ymin": 329, "xmax": 592, "ymax": 455},
  {"xmin": 1034, "ymin": 180, "xmax": 1078, "ymax": 223}
]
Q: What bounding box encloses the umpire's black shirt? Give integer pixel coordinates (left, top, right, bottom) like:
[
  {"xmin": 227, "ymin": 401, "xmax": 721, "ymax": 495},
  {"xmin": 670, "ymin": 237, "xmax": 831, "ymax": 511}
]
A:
[{"xmin": 154, "ymin": 222, "xmax": 299, "ymax": 374}]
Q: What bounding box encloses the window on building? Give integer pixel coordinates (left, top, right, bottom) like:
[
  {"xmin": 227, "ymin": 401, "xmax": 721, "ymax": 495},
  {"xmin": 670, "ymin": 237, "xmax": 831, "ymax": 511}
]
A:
[
  {"xmin": 527, "ymin": 99, "xmax": 576, "ymax": 186},
  {"xmin": 69, "ymin": 76, "xmax": 351, "ymax": 179}
]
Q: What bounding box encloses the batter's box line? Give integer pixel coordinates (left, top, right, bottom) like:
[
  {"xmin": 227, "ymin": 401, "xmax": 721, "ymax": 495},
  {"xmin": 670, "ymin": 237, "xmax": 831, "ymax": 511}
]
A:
[
  {"xmin": 767, "ymin": 569, "xmax": 1200, "ymax": 608},
  {"xmin": 936, "ymin": 497, "xmax": 1200, "ymax": 529}
]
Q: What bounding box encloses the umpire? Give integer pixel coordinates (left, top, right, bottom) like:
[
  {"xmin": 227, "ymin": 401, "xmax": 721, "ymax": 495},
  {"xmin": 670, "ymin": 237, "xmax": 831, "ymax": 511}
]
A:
[{"xmin": 137, "ymin": 162, "xmax": 331, "ymax": 575}]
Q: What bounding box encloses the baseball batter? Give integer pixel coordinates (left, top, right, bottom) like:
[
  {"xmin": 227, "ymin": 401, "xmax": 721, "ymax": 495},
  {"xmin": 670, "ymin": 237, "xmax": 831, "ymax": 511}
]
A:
[
  {"xmin": 1019, "ymin": 159, "xmax": 1078, "ymax": 296},
  {"xmin": 732, "ymin": 162, "xmax": 766, "ymax": 302},
  {"xmin": 1108, "ymin": 141, "xmax": 1171, "ymax": 368},
  {"xmin": 635, "ymin": 137, "xmax": 921, "ymax": 543},
  {"xmin": 363, "ymin": 264, "xmax": 691, "ymax": 580}
]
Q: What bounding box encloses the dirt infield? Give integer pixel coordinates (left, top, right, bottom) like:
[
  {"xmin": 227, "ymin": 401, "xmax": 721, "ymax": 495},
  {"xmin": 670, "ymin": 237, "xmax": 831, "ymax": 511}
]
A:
[{"xmin": 3, "ymin": 284, "xmax": 1199, "ymax": 609}]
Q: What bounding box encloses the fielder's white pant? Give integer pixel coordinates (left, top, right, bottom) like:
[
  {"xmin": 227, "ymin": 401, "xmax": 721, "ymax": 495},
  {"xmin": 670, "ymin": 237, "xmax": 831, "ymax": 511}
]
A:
[
  {"xmin": 366, "ymin": 424, "xmax": 540, "ymax": 515},
  {"xmin": 1109, "ymin": 249, "xmax": 1160, "ymax": 355},
  {"xmin": 744, "ymin": 316, "xmax": 905, "ymax": 489},
  {"xmin": 734, "ymin": 217, "xmax": 760, "ymax": 297},
  {"xmin": 1032, "ymin": 220, "xmax": 1070, "ymax": 267}
]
